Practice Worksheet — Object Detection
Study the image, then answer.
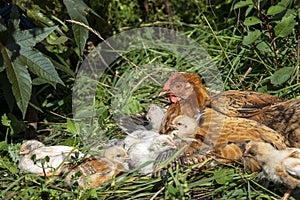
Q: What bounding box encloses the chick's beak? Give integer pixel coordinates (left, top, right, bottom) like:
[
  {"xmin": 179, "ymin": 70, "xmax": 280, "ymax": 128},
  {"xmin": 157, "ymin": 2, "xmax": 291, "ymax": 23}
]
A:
[
  {"xmin": 19, "ymin": 148, "xmax": 30, "ymax": 155},
  {"xmin": 166, "ymin": 137, "xmax": 177, "ymax": 149}
]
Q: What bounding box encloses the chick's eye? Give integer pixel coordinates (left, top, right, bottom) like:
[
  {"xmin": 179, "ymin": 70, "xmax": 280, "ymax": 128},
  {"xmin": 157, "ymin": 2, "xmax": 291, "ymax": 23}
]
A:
[
  {"xmin": 177, "ymin": 122, "xmax": 182, "ymax": 126},
  {"xmin": 248, "ymin": 150, "xmax": 256, "ymax": 156}
]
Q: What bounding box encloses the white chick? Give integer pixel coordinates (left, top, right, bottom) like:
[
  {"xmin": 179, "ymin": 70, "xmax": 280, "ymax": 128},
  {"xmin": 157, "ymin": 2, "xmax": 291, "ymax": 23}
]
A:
[
  {"xmin": 64, "ymin": 146, "xmax": 128, "ymax": 188},
  {"xmin": 127, "ymin": 134, "xmax": 176, "ymax": 175},
  {"xmin": 18, "ymin": 140, "xmax": 84, "ymax": 176},
  {"xmin": 244, "ymin": 141, "xmax": 300, "ymax": 200},
  {"xmin": 123, "ymin": 130, "xmax": 160, "ymax": 150}
]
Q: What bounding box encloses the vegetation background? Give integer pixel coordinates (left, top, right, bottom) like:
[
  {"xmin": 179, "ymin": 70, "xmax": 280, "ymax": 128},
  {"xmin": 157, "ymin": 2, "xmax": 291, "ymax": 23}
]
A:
[{"xmin": 0, "ymin": 0, "xmax": 299, "ymax": 199}]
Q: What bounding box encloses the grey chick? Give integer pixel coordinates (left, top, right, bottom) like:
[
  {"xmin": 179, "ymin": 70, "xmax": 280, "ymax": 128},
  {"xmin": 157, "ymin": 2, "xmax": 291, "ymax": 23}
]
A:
[
  {"xmin": 118, "ymin": 104, "xmax": 165, "ymax": 134},
  {"xmin": 127, "ymin": 134, "xmax": 176, "ymax": 175}
]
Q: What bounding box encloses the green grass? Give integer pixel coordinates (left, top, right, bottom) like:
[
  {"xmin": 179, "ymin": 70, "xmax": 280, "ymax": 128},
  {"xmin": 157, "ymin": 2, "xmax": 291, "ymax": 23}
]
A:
[{"xmin": 1, "ymin": 1, "xmax": 299, "ymax": 199}]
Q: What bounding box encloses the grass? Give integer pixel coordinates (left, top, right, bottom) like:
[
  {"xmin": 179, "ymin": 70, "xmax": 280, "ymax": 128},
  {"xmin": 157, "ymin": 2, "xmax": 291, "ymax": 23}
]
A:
[{"xmin": 1, "ymin": 2, "xmax": 300, "ymax": 199}]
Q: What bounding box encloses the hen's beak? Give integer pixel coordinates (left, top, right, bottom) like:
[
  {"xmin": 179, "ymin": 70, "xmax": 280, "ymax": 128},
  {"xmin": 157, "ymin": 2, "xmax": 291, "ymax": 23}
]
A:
[{"xmin": 158, "ymin": 90, "xmax": 170, "ymax": 97}]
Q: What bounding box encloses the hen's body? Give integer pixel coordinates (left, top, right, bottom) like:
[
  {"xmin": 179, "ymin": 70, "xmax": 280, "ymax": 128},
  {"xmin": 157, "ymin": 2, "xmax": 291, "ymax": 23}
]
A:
[
  {"xmin": 183, "ymin": 110, "xmax": 286, "ymax": 160},
  {"xmin": 160, "ymin": 72, "xmax": 300, "ymax": 147}
]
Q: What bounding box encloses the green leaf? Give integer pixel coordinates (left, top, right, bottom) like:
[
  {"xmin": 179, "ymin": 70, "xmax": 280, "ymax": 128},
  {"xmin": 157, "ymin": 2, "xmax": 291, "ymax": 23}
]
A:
[
  {"xmin": 1, "ymin": 114, "xmax": 11, "ymax": 127},
  {"xmin": 267, "ymin": 5, "xmax": 286, "ymax": 15},
  {"xmin": 19, "ymin": 48, "xmax": 64, "ymax": 86},
  {"xmin": 67, "ymin": 118, "xmax": 80, "ymax": 134},
  {"xmin": 214, "ymin": 168, "xmax": 235, "ymax": 184},
  {"xmin": 244, "ymin": 16, "xmax": 262, "ymax": 26},
  {"xmin": 14, "ymin": 26, "xmax": 58, "ymax": 47},
  {"xmin": 274, "ymin": 14, "xmax": 296, "ymax": 37},
  {"xmin": 256, "ymin": 41, "xmax": 271, "ymax": 53},
  {"xmin": 5, "ymin": 55, "xmax": 32, "ymax": 118},
  {"xmin": 270, "ymin": 67, "xmax": 294, "ymax": 85},
  {"xmin": 278, "ymin": 0, "xmax": 292, "ymax": 7},
  {"xmin": 233, "ymin": 0, "xmax": 252, "ymax": 9},
  {"xmin": 243, "ymin": 30, "xmax": 261, "ymax": 46},
  {"xmin": 63, "ymin": 0, "xmax": 89, "ymax": 55}
]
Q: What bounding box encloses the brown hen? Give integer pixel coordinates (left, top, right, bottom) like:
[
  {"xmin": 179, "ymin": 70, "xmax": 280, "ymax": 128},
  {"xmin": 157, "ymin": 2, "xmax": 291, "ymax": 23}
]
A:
[
  {"xmin": 159, "ymin": 72, "xmax": 300, "ymax": 147},
  {"xmin": 153, "ymin": 110, "xmax": 287, "ymax": 176}
]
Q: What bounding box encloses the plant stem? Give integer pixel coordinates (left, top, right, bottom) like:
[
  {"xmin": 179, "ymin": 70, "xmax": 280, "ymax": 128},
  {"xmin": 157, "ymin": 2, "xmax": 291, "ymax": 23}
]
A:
[{"xmin": 253, "ymin": 0, "xmax": 280, "ymax": 69}]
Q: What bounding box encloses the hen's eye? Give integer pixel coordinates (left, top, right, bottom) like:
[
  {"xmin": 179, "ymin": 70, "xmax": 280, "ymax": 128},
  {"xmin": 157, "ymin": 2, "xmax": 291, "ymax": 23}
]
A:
[{"xmin": 177, "ymin": 122, "xmax": 182, "ymax": 126}]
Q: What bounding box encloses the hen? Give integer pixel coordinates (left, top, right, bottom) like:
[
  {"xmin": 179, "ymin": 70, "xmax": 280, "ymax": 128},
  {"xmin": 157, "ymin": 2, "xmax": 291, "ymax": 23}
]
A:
[
  {"xmin": 244, "ymin": 141, "xmax": 300, "ymax": 200},
  {"xmin": 64, "ymin": 146, "xmax": 128, "ymax": 188},
  {"xmin": 18, "ymin": 140, "xmax": 84, "ymax": 176},
  {"xmin": 154, "ymin": 112, "xmax": 287, "ymax": 175},
  {"xmin": 160, "ymin": 72, "xmax": 300, "ymax": 147}
]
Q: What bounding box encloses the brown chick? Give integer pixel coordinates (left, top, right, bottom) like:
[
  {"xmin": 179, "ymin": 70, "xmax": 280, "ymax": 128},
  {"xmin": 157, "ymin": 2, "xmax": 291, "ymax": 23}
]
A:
[
  {"xmin": 64, "ymin": 146, "xmax": 128, "ymax": 188},
  {"xmin": 244, "ymin": 141, "xmax": 300, "ymax": 200},
  {"xmin": 168, "ymin": 111, "xmax": 287, "ymax": 170}
]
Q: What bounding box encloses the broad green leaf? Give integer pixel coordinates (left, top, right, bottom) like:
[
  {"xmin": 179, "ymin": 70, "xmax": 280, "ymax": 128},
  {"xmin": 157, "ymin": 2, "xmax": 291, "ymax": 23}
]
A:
[
  {"xmin": 5, "ymin": 55, "xmax": 32, "ymax": 118},
  {"xmin": 279, "ymin": 0, "xmax": 292, "ymax": 7},
  {"xmin": 267, "ymin": 5, "xmax": 286, "ymax": 15},
  {"xmin": 270, "ymin": 67, "xmax": 294, "ymax": 85},
  {"xmin": 233, "ymin": 0, "xmax": 252, "ymax": 9},
  {"xmin": 19, "ymin": 48, "xmax": 64, "ymax": 86},
  {"xmin": 13, "ymin": 26, "xmax": 58, "ymax": 47},
  {"xmin": 26, "ymin": 8, "xmax": 56, "ymax": 27},
  {"xmin": 274, "ymin": 14, "xmax": 296, "ymax": 37},
  {"xmin": 244, "ymin": 16, "xmax": 262, "ymax": 26},
  {"xmin": 256, "ymin": 41, "xmax": 271, "ymax": 53},
  {"xmin": 63, "ymin": 0, "xmax": 89, "ymax": 55},
  {"xmin": 243, "ymin": 30, "xmax": 261, "ymax": 46}
]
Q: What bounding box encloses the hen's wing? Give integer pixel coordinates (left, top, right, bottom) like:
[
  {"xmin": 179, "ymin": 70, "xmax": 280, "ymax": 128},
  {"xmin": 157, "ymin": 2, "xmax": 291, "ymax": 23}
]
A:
[
  {"xmin": 210, "ymin": 90, "xmax": 285, "ymax": 118},
  {"xmin": 251, "ymin": 99, "xmax": 300, "ymax": 148},
  {"xmin": 164, "ymin": 108, "xmax": 287, "ymax": 171}
]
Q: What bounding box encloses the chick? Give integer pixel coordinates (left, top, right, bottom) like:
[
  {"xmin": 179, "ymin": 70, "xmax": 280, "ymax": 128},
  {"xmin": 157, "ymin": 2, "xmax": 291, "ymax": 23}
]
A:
[
  {"xmin": 64, "ymin": 146, "xmax": 128, "ymax": 188},
  {"xmin": 127, "ymin": 134, "xmax": 176, "ymax": 175},
  {"xmin": 244, "ymin": 141, "xmax": 300, "ymax": 200},
  {"xmin": 18, "ymin": 140, "xmax": 83, "ymax": 176},
  {"xmin": 119, "ymin": 104, "xmax": 165, "ymax": 134}
]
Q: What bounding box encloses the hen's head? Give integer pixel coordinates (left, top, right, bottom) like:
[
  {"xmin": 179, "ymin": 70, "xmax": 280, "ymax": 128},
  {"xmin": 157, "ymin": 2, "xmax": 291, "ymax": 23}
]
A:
[{"xmin": 159, "ymin": 72, "xmax": 194, "ymax": 103}]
